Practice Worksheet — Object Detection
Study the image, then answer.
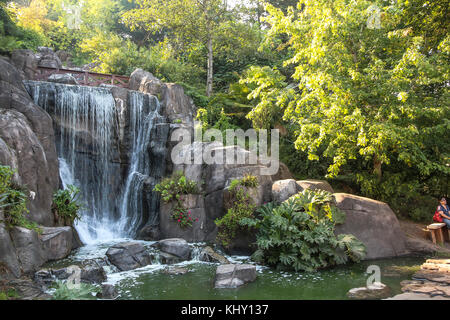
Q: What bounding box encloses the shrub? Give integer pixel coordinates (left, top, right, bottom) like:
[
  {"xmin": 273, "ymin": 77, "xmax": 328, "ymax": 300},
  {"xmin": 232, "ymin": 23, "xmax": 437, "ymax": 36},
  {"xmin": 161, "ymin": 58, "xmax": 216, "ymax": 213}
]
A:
[
  {"xmin": 153, "ymin": 172, "xmax": 199, "ymax": 203},
  {"xmin": 240, "ymin": 190, "xmax": 366, "ymax": 272},
  {"xmin": 153, "ymin": 172, "xmax": 199, "ymax": 228},
  {"xmin": 0, "ymin": 165, "xmax": 39, "ymax": 232},
  {"xmin": 215, "ymin": 175, "xmax": 259, "ymax": 247},
  {"xmin": 52, "ymin": 185, "xmax": 83, "ymax": 225}
]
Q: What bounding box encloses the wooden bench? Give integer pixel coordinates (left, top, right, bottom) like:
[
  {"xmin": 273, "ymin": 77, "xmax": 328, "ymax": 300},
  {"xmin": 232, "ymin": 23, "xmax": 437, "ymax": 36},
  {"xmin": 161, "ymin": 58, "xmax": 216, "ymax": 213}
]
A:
[{"xmin": 426, "ymin": 223, "xmax": 450, "ymax": 245}]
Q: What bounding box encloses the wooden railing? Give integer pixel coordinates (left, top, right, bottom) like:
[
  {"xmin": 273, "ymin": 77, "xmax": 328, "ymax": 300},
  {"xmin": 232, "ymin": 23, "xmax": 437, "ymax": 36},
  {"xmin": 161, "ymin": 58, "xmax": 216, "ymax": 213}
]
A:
[{"xmin": 35, "ymin": 66, "xmax": 130, "ymax": 88}]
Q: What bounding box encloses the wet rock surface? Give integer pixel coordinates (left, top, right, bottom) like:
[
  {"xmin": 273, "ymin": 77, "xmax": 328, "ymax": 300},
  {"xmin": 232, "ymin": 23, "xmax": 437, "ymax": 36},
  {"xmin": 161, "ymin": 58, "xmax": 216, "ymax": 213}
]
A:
[
  {"xmin": 106, "ymin": 242, "xmax": 152, "ymax": 271},
  {"xmin": 153, "ymin": 238, "xmax": 191, "ymax": 260},
  {"xmin": 347, "ymin": 282, "xmax": 391, "ymax": 300},
  {"xmin": 214, "ymin": 264, "xmax": 257, "ymax": 289}
]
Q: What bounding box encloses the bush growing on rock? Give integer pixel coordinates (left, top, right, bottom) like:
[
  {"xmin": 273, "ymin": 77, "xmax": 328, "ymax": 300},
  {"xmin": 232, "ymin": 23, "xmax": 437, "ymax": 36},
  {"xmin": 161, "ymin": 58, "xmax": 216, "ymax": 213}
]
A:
[
  {"xmin": 154, "ymin": 172, "xmax": 200, "ymax": 228},
  {"xmin": 240, "ymin": 190, "xmax": 366, "ymax": 272},
  {"xmin": 52, "ymin": 185, "xmax": 83, "ymax": 225},
  {"xmin": 0, "ymin": 165, "xmax": 39, "ymax": 232},
  {"xmin": 215, "ymin": 175, "xmax": 259, "ymax": 248}
]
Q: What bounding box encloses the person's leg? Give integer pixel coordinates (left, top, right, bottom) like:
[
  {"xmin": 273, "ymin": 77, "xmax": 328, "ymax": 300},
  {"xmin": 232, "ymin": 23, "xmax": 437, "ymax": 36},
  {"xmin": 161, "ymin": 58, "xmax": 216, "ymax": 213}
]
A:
[{"xmin": 443, "ymin": 218, "xmax": 450, "ymax": 229}]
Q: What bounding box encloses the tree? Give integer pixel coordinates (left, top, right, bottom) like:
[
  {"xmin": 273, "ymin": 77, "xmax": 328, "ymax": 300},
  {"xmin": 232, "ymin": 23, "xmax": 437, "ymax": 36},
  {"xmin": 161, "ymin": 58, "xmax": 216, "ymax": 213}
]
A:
[
  {"xmin": 123, "ymin": 0, "xmax": 230, "ymax": 96},
  {"xmin": 242, "ymin": 0, "xmax": 449, "ymax": 217}
]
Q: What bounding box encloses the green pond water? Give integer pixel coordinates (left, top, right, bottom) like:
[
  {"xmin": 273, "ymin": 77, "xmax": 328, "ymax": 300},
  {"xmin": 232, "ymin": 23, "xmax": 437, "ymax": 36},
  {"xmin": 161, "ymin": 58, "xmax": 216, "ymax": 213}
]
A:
[{"xmin": 45, "ymin": 240, "xmax": 427, "ymax": 300}]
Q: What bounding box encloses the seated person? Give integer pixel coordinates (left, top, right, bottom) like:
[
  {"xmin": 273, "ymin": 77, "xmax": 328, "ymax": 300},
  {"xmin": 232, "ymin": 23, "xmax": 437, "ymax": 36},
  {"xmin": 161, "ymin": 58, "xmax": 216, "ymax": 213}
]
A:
[{"xmin": 437, "ymin": 197, "xmax": 450, "ymax": 228}]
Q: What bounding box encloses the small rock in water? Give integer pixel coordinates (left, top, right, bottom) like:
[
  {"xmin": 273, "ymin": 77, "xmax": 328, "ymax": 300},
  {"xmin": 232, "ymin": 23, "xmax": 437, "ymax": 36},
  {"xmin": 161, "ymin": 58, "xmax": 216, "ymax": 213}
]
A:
[
  {"xmin": 199, "ymin": 246, "xmax": 229, "ymax": 264},
  {"xmin": 214, "ymin": 264, "xmax": 257, "ymax": 289},
  {"xmin": 153, "ymin": 238, "xmax": 191, "ymax": 260},
  {"xmin": 159, "ymin": 252, "xmax": 183, "ymax": 265},
  {"xmin": 347, "ymin": 282, "xmax": 391, "ymax": 300},
  {"xmin": 99, "ymin": 284, "xmax": 118, "ymax": 300},
  {"xmin": 106, "ymin": 242, "xmax": 152, "ymax": 271}
]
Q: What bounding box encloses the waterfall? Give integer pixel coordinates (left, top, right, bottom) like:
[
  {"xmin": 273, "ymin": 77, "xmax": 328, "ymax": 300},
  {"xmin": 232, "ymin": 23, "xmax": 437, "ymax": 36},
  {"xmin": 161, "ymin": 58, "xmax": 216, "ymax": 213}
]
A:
[{"xmin": 24, "ymin": 81, "xmax": 167, "ymax": 244}]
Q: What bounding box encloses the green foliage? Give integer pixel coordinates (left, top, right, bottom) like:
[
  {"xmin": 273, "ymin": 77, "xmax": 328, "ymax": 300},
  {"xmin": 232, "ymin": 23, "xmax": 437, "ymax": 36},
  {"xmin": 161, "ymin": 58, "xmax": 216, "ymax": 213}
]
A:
[
  {"xmin": 52, "ymin": 185, "xmax": 83, "ymax": 225},
  {"xmin": 153, "ymin": 172, "xmax": 199, "ymax": 229},
  {"xmin": 242, "ymin": 0, "xmax": 450, "ymax": 219},
  {"xmin": 215, "ymin": 175, "xmax": 259, "ymax": 247},
  {"xmin": 240, "ymin": 190, "xmax": 365, "ymax": 272},
  {"xmin": 0, "ymin": 287, "xmax": 18, "ymax": 300},
  {"xmin": 0, "ymin": 166, "xmax": 39, "ymax": 232},
  {"xmin": 154, "ymin": 172, "xmax": 199, "ymax": 203},
  {"xmin": 51, "ymin": 281, "xmax": 100, "ymax": 300}
]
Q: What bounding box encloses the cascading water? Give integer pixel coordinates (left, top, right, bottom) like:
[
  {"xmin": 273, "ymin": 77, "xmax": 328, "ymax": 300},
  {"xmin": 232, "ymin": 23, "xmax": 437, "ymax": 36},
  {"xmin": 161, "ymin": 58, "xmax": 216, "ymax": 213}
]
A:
[{"xmin": 24, "ymin": 81, "xmax": 167, "ymax": 244}]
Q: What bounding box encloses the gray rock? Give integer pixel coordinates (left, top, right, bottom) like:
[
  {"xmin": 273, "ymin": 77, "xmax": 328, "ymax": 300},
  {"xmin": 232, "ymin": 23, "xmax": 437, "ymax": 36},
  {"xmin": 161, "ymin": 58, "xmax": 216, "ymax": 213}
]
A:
[
  {"xmin": 158, "ymin": 252, "xmax": 183, "ymax": 265},
  {"xmin": 47, "ymin": 73, "xmax": 78, "ymax": 85},
  {"xmin": 334, "ymin": 193, "xmax": 408, "ymax": 260},
  {"xmin": 40, "ymin": 227, "xmax": 74, "ymax": 260},
  {"xmin": 10, "ymin": 226, "xmax": 46, "ymax": 274},
  {"xmin": 270, "ymin": 161, "xmax": 293, "ymax": 181},
  {"xmin": 8, "ymin": 278, "xmax": 51, "ymax": 300},
  {"xmin": 137, "ymin": 224, "xmax": 161, "ymax": 241},
  {"xmin": 347, "ymin": 282, "xmax": 391, "ymax": 300},
  {"xmin": 10, "ymin": 49, "xmax": 38, "ymax": 79},
  {"xmin": 272, "ymin": 179, "xmax": 299, "ymax": 203},
  {"xmin": 154, "ymin": 238, "xmax": 191, "ymax": 260},
  {"xmin": 106, "ymin": 242, "xmax": 152, "ymax": 271},
  {"xmin": 0, "ymin": 222, "xmax": 21, "ymax": 278},
  {"xmin": 296, "ymin": 179, "xmax": 334, "ymax": 193},
  {"xmin": 214, "ymin": 264, "xmax": 257, "ymax": 288},
  {"xmin": 100, "ymin": 284, "xmax": 118, "ymax": 299},
  {"xmin": 198, "ymin": 246, "xmax": 229, "ymax": 264}
]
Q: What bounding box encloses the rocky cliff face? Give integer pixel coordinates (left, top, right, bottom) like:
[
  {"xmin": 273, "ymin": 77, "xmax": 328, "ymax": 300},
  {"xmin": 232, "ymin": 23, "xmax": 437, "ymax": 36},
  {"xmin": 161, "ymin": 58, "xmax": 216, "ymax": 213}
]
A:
[
  {"xmin": 0, "ymin": 55, "xmax": 80, "ymax": 279},
  {"xmin": 0, "ymin": 57, "xmax": 59, "ymax": 226}
]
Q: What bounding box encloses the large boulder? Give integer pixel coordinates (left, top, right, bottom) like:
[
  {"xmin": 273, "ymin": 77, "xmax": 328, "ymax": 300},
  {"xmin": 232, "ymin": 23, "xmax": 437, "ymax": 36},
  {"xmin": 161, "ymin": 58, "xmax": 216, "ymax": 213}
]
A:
[
  {"xmin": 106, "ymin": 242, "xmax": 152, "ymax": 271},
  {"xmin": 153, "ymin": 238, "xmax": 191, "ymax": 260},
  {"xmin": 40, "ymin": 227, "xmax": 75, "ymax": 261},
  {"xmin": 214, "ymin": 264, "xmax": 257, "ymax": 288},
  {"xmin": 272, "ymin": 179, "xmax": 299, "ymax": 203},
  {"xmin": 296, "ymin": 179, "xmax": 334, "ymax": 193},
  {"xmin": 334, "ymin": 193, "xmax": 408, "ymax": 260},
  {"xmin": 10, "ymin": 226, "xmax": 46, "ymax": 274}
]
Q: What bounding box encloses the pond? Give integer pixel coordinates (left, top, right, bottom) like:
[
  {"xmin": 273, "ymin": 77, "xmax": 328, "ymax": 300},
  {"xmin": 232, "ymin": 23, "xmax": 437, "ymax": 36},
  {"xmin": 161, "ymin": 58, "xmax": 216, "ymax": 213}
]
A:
[{"xmin": 45, "ymin": 239, "xmax": 426, "ymax": 300}]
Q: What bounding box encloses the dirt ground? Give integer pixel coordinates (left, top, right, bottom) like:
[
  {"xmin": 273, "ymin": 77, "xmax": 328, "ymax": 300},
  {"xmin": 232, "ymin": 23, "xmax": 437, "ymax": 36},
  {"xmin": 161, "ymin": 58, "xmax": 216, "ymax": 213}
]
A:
[{"xmin": 398, "ymin": 218, "xmax": 450, "ymax": 256}]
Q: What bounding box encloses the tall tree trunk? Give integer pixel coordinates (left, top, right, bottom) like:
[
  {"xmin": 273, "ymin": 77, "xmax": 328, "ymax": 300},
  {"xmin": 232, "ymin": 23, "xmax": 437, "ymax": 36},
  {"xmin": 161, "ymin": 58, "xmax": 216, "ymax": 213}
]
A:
[
  {"xmin": 373, "ymin": 155, "xmax": 382, "ymax": 178},
  {"xmin": 206, "ymin": 35, "xmax": 213, "ymax": 97}
]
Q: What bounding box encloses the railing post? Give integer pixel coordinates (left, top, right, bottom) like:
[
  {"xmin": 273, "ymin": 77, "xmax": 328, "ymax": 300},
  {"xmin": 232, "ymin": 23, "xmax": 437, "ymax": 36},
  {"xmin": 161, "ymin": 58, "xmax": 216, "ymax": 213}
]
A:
[{"xmin": 84, "ymin": 71, "xmax": 88, "ymax": 85}]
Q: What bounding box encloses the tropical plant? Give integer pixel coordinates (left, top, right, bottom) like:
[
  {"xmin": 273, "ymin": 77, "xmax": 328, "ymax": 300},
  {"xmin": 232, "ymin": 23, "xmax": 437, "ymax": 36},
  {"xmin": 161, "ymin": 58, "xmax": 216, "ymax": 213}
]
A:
[
  {"xmin": 240, "ymin": 190, "xmax": 365, "ymax": 272},
  {"xmin": 52, "ymin": 185, "xmax": 83, "ymax": 225},
  {"xmin": 51, "ymin": 281, "xmax": 100, "ymax": 300},
  {"xmin": 0, "ymin": 165, "xmax": 39, "ymax": 232}
]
